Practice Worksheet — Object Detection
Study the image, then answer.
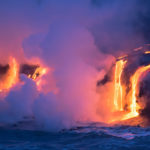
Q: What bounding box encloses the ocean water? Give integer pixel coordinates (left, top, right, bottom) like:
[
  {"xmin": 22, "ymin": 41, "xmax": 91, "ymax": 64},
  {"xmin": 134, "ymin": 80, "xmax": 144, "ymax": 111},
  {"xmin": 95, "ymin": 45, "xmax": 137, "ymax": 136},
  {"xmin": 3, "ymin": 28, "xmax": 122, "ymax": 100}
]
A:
[{"xmin": 1, "ymin": 122, "xmax": 150, "ymax": 150}]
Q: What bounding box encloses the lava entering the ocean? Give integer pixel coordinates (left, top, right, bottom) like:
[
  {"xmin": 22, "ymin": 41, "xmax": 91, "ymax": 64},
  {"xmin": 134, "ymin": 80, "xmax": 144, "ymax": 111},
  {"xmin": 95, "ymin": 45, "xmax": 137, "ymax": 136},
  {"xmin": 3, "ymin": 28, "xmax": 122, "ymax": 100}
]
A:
[{"xmin": 112, "ymin": 45, "xmax": 150, "ymax": 122}]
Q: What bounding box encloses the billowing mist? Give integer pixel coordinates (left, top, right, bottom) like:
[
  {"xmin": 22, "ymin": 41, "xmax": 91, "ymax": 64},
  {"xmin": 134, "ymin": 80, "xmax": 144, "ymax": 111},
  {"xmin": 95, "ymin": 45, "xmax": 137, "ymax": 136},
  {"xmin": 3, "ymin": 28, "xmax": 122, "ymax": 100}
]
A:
[{"xmin": 0, "ymin": 0, "xmax": 149, "ymax": 131}]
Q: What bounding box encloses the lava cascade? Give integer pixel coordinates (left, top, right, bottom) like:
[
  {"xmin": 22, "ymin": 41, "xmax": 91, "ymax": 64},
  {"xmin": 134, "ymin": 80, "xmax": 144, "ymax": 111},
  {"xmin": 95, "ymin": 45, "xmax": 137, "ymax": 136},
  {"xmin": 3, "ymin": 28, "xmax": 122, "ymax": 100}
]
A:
[{"xmin": 113, "ymin": 47, "xmax": 150, "ymax": 121}]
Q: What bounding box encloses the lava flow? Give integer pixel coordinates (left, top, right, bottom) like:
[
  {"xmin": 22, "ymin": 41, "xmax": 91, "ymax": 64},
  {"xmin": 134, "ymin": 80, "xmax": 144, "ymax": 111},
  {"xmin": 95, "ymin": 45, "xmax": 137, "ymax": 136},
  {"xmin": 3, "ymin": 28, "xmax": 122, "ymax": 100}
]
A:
[
  {"xmin": 0, "ymin": 57, "xmax": 48, "ymax": 93},
  {"xmin": 114, "ymin": 60, "xmax": 126, "ymax": 111},
  {"xmin": 0, "ymin": 57, "xmax": 18, "ymax": 92},
  {"xmin": 31, "ymin": 66, "xmax": 48, "ymax": 90},
  {"xmin": 113, "ymin": 48, "xmax": 150, "ymax": 121}
]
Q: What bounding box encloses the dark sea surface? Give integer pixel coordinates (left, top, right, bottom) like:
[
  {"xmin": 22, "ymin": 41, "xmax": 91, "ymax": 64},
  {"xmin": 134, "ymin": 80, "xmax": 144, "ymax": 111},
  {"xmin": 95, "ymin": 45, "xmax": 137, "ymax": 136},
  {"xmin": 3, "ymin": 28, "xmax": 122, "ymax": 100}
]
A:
[{"xmin": 0, "ymin": 122, "xmax": 150, "ymax": 150}]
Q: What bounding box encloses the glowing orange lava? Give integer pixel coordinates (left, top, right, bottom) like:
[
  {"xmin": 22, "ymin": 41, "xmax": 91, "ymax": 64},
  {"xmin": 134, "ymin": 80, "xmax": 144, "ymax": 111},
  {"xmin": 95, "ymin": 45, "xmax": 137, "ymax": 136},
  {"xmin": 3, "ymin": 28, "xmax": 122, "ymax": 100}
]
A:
[
  {"xmin": 114, "ymin": 56, "xmax": 150, "ymax": 121},
  {"xmin": 144, "ymin": 51, "xmax": 150, "ymax": 54},
  {"xmin": 123, "ymin": 65, "xmax": 150, "ymax": 120},
  {"xmin": 0, "ymin": 57, "xmax": 18, "ymax": 92},
  {"xmin": 0, "ymin": 56, "xmax": 48, "ymax": 93},
  {"xmin": 33, "ymin": 67, "xmax": 48, "ymax": 90},
  {"xmin": 114, "ymin": 60, "xmax": 126, "ymax": 111}
]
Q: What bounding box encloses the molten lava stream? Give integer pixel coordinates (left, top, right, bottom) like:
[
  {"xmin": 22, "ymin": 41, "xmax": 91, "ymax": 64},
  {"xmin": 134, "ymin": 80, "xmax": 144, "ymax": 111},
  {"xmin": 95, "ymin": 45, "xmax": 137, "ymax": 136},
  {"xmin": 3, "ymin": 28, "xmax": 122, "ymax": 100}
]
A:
[
  {"xmin": 114, "ymin": 60, "xmax": 126, "ymax": 111},
  {"xmin": 0, "ymin": 57, "xmax": 18, "ymax": 92},
  {"xmin": 123, "ymin": 64, "xmax": 150, "ymax": 120}
]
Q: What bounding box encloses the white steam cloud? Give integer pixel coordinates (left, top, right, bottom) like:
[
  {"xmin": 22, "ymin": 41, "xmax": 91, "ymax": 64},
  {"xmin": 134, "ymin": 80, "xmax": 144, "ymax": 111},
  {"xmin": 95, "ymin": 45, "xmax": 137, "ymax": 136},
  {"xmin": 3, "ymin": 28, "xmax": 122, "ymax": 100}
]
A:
[{"xmin": 0, "ymin": 0, "xmax": 148, "ymax": 131}]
